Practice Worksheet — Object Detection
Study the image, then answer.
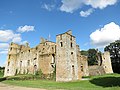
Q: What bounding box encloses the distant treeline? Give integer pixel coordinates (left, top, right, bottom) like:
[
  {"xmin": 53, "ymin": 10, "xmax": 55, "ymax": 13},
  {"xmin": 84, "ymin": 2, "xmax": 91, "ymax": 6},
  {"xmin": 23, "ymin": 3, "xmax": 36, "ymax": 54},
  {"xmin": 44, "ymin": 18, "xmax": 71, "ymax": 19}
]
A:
[
  {"xmin": 0, "ymin": 66, "xmax": 5, "ymax": 70},
  {"xmin": 0, "ymin": 67, "xmax": 5, "ymax": 73}
]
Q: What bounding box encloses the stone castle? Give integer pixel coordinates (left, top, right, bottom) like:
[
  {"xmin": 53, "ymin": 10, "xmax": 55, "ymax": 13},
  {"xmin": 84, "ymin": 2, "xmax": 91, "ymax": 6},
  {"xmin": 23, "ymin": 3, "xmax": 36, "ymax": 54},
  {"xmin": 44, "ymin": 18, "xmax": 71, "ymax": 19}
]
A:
[
  {"xmin": 4, "ymin": 30, "xmax": 113, "ymax": 82},
  {"xmin": 4, "ymin": 31, "xmax": 89, "ymax": 81}
]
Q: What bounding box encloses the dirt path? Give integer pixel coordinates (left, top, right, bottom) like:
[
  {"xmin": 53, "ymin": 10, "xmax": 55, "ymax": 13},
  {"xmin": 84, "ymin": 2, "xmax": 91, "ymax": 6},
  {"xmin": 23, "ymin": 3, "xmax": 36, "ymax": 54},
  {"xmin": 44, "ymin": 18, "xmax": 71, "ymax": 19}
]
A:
[{"xmin": 0, "ymin": 82, "xmax": 46, "ymax": 90}]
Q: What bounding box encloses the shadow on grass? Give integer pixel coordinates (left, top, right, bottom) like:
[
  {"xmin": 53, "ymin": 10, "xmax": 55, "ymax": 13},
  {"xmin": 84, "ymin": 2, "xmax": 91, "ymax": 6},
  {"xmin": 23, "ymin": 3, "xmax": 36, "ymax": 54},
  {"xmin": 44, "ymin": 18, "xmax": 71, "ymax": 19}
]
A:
[
  {"xmin": 90, "ymin": 77, "xmax": 120, "ymax": 87},
  {"xmin": 0, "ymin": 77, "xmax": 6, "ymax": 82}
]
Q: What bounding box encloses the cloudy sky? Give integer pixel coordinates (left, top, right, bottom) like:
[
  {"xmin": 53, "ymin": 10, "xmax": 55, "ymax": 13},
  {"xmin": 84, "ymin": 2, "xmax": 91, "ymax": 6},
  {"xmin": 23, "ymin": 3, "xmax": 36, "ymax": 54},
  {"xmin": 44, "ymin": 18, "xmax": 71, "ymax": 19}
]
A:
[{"xmin": 0, "ymin": 0, "xmax": 120, "ymax": 66}]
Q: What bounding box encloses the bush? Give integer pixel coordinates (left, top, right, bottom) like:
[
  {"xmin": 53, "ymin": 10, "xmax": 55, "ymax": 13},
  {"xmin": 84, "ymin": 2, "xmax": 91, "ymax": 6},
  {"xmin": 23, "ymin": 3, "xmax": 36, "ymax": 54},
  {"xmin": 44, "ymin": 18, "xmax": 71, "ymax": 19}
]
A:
[
  {"xmin": 6, "ymin": 74, "xmax": 40, "ymax": 80},
  {"xmin": 0, "ymin": 77, "xmax": 6, "ymax": 82}
]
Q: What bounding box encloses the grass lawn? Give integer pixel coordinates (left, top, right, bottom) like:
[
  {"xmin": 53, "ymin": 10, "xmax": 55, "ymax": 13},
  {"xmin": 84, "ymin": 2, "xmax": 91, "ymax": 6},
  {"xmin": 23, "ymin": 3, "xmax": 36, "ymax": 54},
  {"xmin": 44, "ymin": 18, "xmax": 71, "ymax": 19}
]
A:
[{"xmin": 2, "ymin": 74, "xmax": 120, "ymax": 90}]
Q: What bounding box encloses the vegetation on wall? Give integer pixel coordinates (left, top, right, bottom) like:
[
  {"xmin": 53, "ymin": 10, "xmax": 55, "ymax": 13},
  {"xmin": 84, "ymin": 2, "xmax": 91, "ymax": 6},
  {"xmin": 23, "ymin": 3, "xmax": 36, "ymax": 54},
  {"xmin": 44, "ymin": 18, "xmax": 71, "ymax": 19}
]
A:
[{"xmin": 35, "ymin": 67, "xmax": 56, "ymax": 80}]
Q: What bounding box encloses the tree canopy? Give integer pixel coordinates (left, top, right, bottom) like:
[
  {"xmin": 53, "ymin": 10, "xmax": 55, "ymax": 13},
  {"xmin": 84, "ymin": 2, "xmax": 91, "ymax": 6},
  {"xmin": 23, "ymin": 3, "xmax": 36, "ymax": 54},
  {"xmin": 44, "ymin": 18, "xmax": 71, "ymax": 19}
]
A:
[
  {"xmin": 104, "ymin": 40, "xmax": 120, "ymax": 73},
  {"xmin": 81, "ymin": 49, "xmax": 100, "ymax": 66}
]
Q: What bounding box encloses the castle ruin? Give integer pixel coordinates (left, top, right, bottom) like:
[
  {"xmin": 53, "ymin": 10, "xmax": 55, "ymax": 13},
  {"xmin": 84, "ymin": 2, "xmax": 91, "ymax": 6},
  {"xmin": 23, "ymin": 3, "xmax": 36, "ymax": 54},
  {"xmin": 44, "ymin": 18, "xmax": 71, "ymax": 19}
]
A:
[
  {"xmin": 88, "ymin": 51, "xmax": 113, "ymax": 76},
  {"xmin": 4, "ymin": 30, "xmax": 113, "ymax": 81},
  {"xmin": 4, "ymin": 30, "xmax": 89, "ymax": 81}
]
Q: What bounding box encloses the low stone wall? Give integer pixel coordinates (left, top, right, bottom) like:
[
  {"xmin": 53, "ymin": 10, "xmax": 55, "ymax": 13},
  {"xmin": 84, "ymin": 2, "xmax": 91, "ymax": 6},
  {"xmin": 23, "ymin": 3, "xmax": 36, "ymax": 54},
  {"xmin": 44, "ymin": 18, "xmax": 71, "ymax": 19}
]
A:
[{"xmin": 89, "ymin": 65, "xmax": 105, "ymax": 76}]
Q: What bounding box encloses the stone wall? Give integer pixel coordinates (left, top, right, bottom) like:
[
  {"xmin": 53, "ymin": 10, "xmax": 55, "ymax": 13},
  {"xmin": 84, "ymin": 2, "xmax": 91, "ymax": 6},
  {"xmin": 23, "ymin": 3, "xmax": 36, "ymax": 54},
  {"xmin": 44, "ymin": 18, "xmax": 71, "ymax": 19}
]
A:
[
  {"xmin": 89, "ymin": 65, "xmax": 105, "ymax": 76},
  {"xmin": 4, "ymin": 43, "xmax": 20, "ymax": 76},
  {"xmin": 56, "ymin": 31, "xmax": 79, "ymax": 81},
  {"xmin": 88, "ymin": 51, "xmax": 113, "ymax": 76},
  {"xmin": 102, "ymin": 51, "xmax": 113, "ymax": 74},
  {"xmin": 4, "ymin": 41, "xmax": 56, "ymax": 77},
  {"xmin": 4, "ymin": 30, "xmax": 89, "ymax": 82}
]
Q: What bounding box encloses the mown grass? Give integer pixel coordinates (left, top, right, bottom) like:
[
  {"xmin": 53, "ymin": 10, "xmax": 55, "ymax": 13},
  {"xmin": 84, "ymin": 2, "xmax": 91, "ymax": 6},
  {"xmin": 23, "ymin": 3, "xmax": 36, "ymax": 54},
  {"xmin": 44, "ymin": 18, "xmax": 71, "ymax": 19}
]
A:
[{"xmin": 2, "ymin": 73, "xmax": 120, "ymax": 90}]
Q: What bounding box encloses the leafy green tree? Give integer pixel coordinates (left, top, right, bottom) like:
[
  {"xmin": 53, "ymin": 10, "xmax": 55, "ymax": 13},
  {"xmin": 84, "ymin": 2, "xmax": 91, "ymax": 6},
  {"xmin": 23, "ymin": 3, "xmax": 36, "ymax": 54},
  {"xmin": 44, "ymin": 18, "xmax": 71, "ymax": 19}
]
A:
[
  {"xmin": 88, "ymin": 49, "xmax": 98, "ymax": 65},
  {"xmin": 81, "ymin": 49, "xmax": 99, "ymax": 66},
  {"xmin": 81, "ymin": 50, "xmax": 88, "ymax": 56},
  {"xmin": 104, "ymin": 40, "xmax": 120, "ymax": 73}
]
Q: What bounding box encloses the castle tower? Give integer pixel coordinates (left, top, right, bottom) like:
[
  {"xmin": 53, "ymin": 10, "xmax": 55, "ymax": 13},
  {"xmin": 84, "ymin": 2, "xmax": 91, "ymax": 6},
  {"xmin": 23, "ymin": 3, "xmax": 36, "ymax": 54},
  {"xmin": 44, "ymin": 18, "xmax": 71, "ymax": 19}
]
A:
[
  {"xmin": 102, "ymin": 51, "xmax": 113, "ymax": 74},
  {"xmin": 4, "ymin": 42, "xmax": 20, "ymax": 77},
  {"xmin": 56, "ymin": 30, "xmax": 78, "ymax": 81}
]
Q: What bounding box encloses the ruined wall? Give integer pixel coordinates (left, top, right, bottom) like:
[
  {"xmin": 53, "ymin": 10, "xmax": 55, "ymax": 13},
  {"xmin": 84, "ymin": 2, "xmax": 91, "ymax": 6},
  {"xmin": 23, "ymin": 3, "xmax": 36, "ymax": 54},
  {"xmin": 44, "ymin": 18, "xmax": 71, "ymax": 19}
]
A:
[
  {"xmin": 77, "ymin": 44, "xmax": 89, "ymax": 77},
  {"xmin": 88, "ymin": 51, "xmax": 113, "ymax": 76},
  {"xmin": 56, "ymin": 31, "xmax": 79, "ymax": 81},
  {"xmin": 16, "ymin": 48, "xmax": 37, "ymax": 75},
  {"xmin": 4, "ymin": 43, "xmax": 20, "ymax": 77},
  {"xmin": 76, "ymin": 46, "xmax": 82, "ymax": 80},
  {"xmin": 37, "ymin": 41, "xmax": 56, "ymax": 74},
  {"xmin": 4, "ymin": 30, "xmax": 89, "ymax": 82},
  {"xmin": 89, "ymin": 65, "xmax": 105, "ymax": 76},
  {"xmin": 80, "ymin": 55, "xmax": 88, "ymax": 76},
  {"xmin": 16, "ymin": 41, "xmax": 56, "ymax": 75},
  {"xmin": 102, "ymin": 51, "xmax": 113, "ymax": 74},
  {"xmin": 4, "ymin": 41, "xmax": 56, "ymax": 77}
]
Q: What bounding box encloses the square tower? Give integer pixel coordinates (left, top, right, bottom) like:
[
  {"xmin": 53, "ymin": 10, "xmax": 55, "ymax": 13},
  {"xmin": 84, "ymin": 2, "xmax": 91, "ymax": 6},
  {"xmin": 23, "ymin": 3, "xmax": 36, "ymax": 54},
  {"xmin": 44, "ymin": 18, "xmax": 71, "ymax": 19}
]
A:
[{"xmin": 56, "ymin": 30, "xmax": 78, "ymax": 81}]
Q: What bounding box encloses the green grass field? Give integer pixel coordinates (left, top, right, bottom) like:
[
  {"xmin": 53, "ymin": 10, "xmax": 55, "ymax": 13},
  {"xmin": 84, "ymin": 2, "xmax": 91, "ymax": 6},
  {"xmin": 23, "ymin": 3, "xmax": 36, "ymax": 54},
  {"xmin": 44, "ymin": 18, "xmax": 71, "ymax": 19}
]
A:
[{"xmin": 1, "ymin": 73, "xmax": 120, "ymax": 90}]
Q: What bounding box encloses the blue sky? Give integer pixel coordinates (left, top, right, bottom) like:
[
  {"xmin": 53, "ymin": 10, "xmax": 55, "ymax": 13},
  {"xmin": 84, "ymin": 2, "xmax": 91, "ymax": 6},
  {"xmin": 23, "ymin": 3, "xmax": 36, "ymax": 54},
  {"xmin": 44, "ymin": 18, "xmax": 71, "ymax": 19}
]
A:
[{"xmin": 0, "ymin": 0, "xmax": 120, "ymax": 66}]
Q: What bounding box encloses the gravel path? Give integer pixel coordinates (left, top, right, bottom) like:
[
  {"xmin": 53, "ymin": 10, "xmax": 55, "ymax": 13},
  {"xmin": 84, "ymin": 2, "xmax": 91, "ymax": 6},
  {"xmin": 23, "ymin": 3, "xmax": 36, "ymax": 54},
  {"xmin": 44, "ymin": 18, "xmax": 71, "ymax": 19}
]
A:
[{"xmin": 0, "ymin": 82, "xmax": 46, "ymax": 90}]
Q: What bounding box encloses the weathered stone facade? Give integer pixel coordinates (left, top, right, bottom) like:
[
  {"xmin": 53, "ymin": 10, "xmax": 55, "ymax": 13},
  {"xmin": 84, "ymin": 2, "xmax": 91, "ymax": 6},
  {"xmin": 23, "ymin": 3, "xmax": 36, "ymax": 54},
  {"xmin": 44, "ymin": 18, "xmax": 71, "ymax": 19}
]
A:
[
  {"xmin": 56, "ymin": 31, "xmax": 79, "ymax": 81},
  {"xmin": 88, "ymin": 51, "xmax": 113, "ymax": 76},
  {"xmin": 101, "ymin": 51, "xmax": 113, "ymax": 74},
  {"xmin": 4, "ymin": 30, "xmax": 89, "ymax": 82}
]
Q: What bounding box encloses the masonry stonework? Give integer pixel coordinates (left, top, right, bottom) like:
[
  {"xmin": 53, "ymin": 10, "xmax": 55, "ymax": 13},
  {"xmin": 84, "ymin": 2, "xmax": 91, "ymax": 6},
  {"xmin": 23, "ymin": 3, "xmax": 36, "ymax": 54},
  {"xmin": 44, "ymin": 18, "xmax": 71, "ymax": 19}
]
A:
[
  {"xmin": 4, "ymin": 30, "xmax": 113, "ymax": 81},
  {"xmin": 56, "ymin": 31, "xmax": 79, "ymax": 81},
  {"xmin": 101, "ymin": 51, "xmax": 113, "ymax": 74},
  {"xmin": 88, "ymin": 51, "xmax": 113, "ymax": 76}
]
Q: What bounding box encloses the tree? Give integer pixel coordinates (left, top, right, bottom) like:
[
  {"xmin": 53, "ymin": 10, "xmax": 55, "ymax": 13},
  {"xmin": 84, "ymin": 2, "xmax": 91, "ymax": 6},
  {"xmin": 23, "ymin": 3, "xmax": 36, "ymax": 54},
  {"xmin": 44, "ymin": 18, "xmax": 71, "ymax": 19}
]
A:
[
  {"xmin": 88, "ymin": 49, "xmax": 98, "ymax": 65},
  {"xmin": 0, "ymin": 66, "xmax": 5, "ymax": 70},
  {"xmin": 81, "ymin": 50, "xmax": 88, "ymax": 56},
  {"xmin": 104, "ymin": 40, "xmax": 120, "ymax": 73},
  {"xmin": 81, "ymin": 49, "xmax": 99, "ymax": 66}
]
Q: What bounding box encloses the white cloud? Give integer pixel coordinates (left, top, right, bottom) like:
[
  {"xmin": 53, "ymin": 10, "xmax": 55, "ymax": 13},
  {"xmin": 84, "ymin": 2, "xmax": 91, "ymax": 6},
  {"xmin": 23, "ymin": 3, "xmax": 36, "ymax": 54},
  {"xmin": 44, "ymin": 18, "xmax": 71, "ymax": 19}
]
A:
[
  {"xmin": 42, "ymin": 3, "xmax": 55, "ymax": 11},
  {"xmin": 60, "ymin": 0, "xmax": 83, "ymax": 13},
  {"xmin": 60, "ymin": 0, "xmax": 117, "ymax": 16},
  {"xmin": 90, "ymin": 22, "xmax": 120, "ymax": 48},
  {"xmin": 0, "ymin": 30, "xmax": 15, "ymax": 42},
  {"xmin": 0, "ymin": 30, "xmax": 22, "ymax": 56},
  {"xmin": 20, "ymin": 41, "xmax": 28, "ymax": 45},
  {"xmin": 0, "ymin": 50, "xmax": 8, "ymax": 54},
  {"xmin": 17, "ymin": 25, "xmax": 35, "ymax": 33},
  {"xmin": 0, "ymin": 43, "xmax": 9, "ymax": 50},
  {"xmin": 12, "ymin": 34, "xmax": 22, "ymax": 43},
  {"xmin": 0, "ymin": 29, "xmax": 28, "ymax": 55},
  {"xmin": 0, "ymin": 30, "xmax": 22, "ymax": 43},
  {"xmin": 0, "ymin": 43, "xmax": 8, "ymax": 55},
  {"xmin": 85, "ymin": 0, "xmax": 117, "ymax": 9},
  {"xmin": 80, "ymin": 8, "xmax": 94, "ymax": 17},
  {"xmin": 0, "ymin": 25, "xmax": 30, "ymax": 66}
]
